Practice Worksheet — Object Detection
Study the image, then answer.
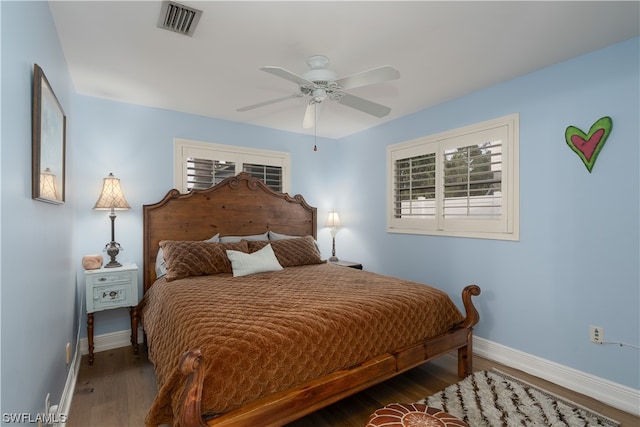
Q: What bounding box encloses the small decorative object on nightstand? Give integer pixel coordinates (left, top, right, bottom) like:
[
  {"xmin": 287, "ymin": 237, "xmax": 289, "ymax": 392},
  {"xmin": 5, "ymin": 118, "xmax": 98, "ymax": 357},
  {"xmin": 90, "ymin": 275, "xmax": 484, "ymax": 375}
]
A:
[
  {"xmin": 84, "ymin": 263, "xmax": 139, "ymax": 365},
  {"xmin": 328, "ymin": 259, "xmax": 363, "ymax": 270}
]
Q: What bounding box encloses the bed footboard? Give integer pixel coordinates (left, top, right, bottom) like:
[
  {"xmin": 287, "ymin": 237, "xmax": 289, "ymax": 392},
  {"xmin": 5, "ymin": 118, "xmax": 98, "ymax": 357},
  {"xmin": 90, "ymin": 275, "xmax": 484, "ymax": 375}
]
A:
[
  {"xmin": 178, "ymin": 350, "xmax": 208, "ymax": 427},
  {"xmin": 174, "ymin": 285, "xmax": 481, "ymax": 427}
]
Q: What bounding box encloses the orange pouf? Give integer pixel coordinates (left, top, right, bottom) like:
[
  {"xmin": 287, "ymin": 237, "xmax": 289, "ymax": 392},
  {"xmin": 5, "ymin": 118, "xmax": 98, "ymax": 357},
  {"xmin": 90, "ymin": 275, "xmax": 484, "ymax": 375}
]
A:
[{"xmin": 365, "ymin": 403, "xmax": 469, "ymax": 427}]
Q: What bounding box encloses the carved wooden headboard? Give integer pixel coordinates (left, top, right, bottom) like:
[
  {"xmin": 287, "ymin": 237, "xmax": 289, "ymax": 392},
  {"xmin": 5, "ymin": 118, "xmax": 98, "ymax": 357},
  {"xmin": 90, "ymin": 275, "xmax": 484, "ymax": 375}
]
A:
[{"xmin": 142, "ymin": 172, "xmax": 317, "ymax": 294}]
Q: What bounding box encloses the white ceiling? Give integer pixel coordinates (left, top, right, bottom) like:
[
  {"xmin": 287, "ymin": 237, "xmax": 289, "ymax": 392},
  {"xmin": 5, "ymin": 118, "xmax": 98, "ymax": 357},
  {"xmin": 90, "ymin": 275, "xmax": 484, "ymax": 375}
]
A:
[{"xmin": 49, "ymin": 1, "xmax": 639, "ymax": 139}]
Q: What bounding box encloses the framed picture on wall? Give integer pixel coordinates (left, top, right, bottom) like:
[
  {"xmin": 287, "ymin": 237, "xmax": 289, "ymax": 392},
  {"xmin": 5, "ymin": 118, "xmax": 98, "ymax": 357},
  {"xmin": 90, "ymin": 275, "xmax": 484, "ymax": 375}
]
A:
[{"xmin": 32, "ymin": 63, "xmax": 66, "ymax": 204}]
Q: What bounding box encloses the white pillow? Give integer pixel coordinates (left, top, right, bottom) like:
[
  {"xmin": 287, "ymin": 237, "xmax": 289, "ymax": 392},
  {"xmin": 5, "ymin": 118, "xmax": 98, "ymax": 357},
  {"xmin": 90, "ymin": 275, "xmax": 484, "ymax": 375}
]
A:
[
  {"xmin": 268, "ymin": 230, "xmax": 299, "ymax": 240},
  {"xmin": 155, "ymin": 233, "xmax": 220, "ymax": 279},
  {"xmin": 220, "ymin": 231, "xmax": 269, "ymax": 243},
  {"xmin": 226, "ymin": 244, "xmax": 283, "ymax": 277}
]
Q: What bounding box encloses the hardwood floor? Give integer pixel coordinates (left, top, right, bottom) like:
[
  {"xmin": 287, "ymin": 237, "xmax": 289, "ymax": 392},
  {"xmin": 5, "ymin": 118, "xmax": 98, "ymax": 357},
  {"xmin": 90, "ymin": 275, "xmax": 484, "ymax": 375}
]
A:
[{"xmin": 67, "ymin": 345, "xmax": 638, "ymax": 426}]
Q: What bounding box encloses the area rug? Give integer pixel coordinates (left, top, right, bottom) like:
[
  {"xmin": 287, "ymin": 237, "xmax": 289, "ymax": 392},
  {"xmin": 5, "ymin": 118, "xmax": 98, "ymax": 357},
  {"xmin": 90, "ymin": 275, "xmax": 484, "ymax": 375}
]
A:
[{"xmin": 416, "ymin": 369, "xmax": 619, "ymax": 427}]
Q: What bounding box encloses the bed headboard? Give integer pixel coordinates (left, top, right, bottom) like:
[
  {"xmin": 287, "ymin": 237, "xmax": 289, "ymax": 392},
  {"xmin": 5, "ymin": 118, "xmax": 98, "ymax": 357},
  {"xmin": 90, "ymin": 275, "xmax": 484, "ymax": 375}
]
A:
[{"xmin": 142, "ymin": 172, "xmax": 317, "ymax": 293}]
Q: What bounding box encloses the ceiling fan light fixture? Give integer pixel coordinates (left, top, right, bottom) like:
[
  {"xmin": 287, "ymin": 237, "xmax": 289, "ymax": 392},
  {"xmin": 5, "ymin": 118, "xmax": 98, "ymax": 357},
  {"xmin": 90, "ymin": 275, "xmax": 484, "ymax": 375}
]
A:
[{"xmin": 311, "ymin": 88, "xmax": 327, "ymax": 103}]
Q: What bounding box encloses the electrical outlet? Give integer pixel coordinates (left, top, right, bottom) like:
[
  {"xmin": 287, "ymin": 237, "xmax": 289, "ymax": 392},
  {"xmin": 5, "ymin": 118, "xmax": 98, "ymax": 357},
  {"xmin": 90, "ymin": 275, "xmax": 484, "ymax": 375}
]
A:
[
  {"xmin": 65, "ymin": 342, "xmax": 71, "ymax": 365},
  {"xmin": 590, "ymin": 325, "xmax": 604, "ymax": 343}
]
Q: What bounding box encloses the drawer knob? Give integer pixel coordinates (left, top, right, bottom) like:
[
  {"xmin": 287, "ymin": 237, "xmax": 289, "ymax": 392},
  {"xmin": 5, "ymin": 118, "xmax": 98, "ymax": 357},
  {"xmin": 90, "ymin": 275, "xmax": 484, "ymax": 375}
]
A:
[{"xmin": 98, "ymin": 277, "xmax": 107, "ymax": 282}]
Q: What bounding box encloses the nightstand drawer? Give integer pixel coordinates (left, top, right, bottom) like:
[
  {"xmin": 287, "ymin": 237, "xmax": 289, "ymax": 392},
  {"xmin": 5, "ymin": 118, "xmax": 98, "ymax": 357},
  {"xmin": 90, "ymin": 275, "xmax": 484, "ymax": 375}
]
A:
[
  {"xmin": 91, "ymin": 283, "xmax": 134, "ymax": 310},
  {"xmin": 87, "ymin": 271, "xmax": 133, "ymax": 286},
  {"xmin": 85, "ymin": 263, "xmax": 138, "ymax": 313}
]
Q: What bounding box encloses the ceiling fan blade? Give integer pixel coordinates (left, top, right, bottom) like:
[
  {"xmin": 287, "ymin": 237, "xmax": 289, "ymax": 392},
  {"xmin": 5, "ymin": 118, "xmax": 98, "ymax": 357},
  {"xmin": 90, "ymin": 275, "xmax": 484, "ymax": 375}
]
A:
[
  {"xmin": 338, "ymin": 93, "xmax": 391, "ymax": 118},
  {"xmin": 236, "ymin": 93, "xmax": 302, "ymax": 112},
  {"xmin": 302, "ymin": 101, "xmax": 323, "ymax": 129},
  {"xmin": 261, "ymin": 66, "xmax": 314, "ymax": 87},
  {"xmin": 302, "ymin": 102, "xmax": 314, "ymax": 129},
  {"xmin": 335, "ymin": 66, "xmax": 400, "ymax": 90}
]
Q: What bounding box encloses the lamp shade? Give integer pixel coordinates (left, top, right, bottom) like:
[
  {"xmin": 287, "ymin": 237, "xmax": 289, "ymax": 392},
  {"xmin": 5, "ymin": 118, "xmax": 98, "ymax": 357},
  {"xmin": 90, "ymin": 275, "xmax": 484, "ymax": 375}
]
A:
[
  {"xmin": 93, "ymin": 173, "xmax": 130, "ymax": 210},
  {"xmin": 325, "ymin": 210, "xmax": 342, "ymax": 228},
  {"xmin": 39, "ymin": 168, "xmax": 60, "ymax": 200}
]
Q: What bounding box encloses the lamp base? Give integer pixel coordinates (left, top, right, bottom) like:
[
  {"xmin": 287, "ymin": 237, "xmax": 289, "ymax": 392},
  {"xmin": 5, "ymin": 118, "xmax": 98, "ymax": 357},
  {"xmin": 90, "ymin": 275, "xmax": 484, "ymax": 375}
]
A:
[
  {"xmin": 104, "ymin": 241, "xmax": 123, "ymax": 268},
  {"xmin": 104, "ymin": 260, "xmax": 123, "ymax": 268},
  {"xmin": 329, "ymin": 235, "xmax": 338, "ymax": 262}
]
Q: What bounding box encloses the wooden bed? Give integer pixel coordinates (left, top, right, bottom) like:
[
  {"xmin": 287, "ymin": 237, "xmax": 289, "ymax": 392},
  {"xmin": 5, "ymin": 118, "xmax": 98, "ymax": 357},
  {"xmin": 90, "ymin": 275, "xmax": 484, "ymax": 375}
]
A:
[{"xmin": 141, "ymin": 172, "xmax": 480, "ymax": 427}]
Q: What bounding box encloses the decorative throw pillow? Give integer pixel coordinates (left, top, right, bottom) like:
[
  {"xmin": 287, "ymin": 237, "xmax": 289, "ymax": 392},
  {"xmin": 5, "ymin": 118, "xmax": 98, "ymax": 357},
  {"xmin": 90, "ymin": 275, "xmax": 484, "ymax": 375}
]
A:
[
  {"xmin": 159, "ymin": 240, "xmax": 247, "ymax": 281},
  {"xmin": 226, "ymin": 244, "xmax": 283, "ymax": 277},
  {"xmin": 268, "ymin": 231, "xmax": 321, "ymax": 252},
  {"xmin": 155, "ymin": 233, "xmax": 220, "ymax": 279},
  {"xmin": 247, "ymin": 235, "xmax": 323, "ymax": 267}
]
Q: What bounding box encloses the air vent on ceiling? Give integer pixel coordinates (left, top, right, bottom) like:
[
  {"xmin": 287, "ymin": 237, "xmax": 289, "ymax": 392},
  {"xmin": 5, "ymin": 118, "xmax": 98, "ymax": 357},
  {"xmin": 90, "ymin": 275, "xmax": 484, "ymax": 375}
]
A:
[{"xmin": 158, "ymin": 1, "xmax": 202, "ymax": 37}]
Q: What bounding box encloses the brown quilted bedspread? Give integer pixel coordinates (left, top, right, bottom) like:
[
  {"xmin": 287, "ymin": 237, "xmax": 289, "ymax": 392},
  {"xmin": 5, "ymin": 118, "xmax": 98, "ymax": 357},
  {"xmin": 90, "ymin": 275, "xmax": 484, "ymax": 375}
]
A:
[{"xmin": 141, "ymin": 263, "xmax": 463, "ymax": 426}]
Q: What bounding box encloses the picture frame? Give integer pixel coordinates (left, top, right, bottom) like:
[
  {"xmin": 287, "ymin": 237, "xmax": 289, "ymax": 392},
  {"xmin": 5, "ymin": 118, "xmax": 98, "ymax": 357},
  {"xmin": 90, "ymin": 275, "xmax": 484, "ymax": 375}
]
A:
[{"xmin": 32, "ymin": 63, "xmax": 66, "ymax": 204}]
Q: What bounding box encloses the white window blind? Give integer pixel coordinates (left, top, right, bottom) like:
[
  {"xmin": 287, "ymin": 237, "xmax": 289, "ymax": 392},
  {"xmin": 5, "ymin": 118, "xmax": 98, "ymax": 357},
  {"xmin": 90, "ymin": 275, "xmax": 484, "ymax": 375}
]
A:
[
  {"xmin": 186, "ymin": 158, "xmax": 236, "ymax": 190},
  {"xmin": 442, "ymin": 140, "xmax": 502, "ymax": 220},
  {"xmin": 242, "ymin": 163, "xmax": 283, "ymax": 192},
  {"xmin": 388, "ymin": 114, "xmax": 519, "ymax": 241},
  {"xmin": 174, "ymin": 139, "xmax": 290, "ymax": 194},
  {"xmin": 394, "ymin": 153, "xmax": 436, "ymax": 219}
]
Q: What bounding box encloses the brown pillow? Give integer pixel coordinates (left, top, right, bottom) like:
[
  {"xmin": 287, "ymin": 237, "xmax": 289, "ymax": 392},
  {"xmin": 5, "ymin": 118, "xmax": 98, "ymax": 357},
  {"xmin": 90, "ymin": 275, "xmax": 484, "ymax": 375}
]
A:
[
  {"xmin": 159, "ymin": 240, "xmax": 248, "ymax": 281},
  {"xmin": 247, "ymin": 236, "xmax": 323, "ymax": 267}
]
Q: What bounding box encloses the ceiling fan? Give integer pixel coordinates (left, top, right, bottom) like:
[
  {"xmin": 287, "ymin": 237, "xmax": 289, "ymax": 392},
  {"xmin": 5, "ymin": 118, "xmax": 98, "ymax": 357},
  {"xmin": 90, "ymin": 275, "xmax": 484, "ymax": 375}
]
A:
[{"xmin": 237, "ymin": 55, "xmax": 400, "ymax": 129}]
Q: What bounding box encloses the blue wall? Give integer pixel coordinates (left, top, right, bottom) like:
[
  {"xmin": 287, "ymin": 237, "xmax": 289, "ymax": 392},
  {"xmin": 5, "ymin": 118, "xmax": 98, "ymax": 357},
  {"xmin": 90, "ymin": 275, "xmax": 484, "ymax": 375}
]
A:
[
  {"xmin": 1, "ymin": 0, "xmax": 638, "ymax": 420},
  {"xmin": 338, "ymin": 37, "xmax": 640, "ymax": 389},
  {"xmin": 74, "ymin": 99, "xmax": 338, "ymax": 337},
  {"xmin": 1, "ymin": 1, "xmax": 78, "ymax": 418}
]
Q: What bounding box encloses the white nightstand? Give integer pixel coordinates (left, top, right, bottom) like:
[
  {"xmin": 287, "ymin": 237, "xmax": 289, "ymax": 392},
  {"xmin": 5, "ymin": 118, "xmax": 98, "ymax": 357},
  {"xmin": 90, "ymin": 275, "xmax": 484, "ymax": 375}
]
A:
[{"xmin": 84, "ymin": 263, "xmax": 139, "ymax": 365}]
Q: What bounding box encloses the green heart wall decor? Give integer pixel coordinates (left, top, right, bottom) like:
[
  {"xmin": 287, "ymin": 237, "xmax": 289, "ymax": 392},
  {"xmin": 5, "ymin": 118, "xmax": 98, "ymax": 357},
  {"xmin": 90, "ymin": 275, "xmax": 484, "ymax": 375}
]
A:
[{"xmin": 565, "ymin": 116, "xmax": 612, "ymax": 173}]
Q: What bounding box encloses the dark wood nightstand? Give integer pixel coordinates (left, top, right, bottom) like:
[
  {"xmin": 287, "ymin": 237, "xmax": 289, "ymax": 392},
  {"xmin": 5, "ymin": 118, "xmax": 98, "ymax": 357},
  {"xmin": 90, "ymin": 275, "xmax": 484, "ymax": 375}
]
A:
[{"xmin": 328, "ymin": 259, "xmax": 363, "ymax": 270}]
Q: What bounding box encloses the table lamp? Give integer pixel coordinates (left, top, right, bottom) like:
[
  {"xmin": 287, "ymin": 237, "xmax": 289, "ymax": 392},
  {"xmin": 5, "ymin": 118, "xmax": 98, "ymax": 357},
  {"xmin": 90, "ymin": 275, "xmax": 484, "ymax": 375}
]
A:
[
  {"xmin": 94, "ymin": 173, "xmax": 130, "ymax": 268},
  {"xmin": 325, "ymin": 210, "xmax": 342, "ymax": 262}
]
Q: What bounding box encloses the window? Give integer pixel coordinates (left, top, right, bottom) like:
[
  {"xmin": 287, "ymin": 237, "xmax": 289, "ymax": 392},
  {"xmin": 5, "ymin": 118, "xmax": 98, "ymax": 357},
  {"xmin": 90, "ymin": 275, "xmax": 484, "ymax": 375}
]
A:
[
  {"xmin": 174, "ymin": 139, "xmax": 290, "ymax": 193},
  {"xmin": 387, "ymin": 114, "xmax": 519, "ymax": 240}
]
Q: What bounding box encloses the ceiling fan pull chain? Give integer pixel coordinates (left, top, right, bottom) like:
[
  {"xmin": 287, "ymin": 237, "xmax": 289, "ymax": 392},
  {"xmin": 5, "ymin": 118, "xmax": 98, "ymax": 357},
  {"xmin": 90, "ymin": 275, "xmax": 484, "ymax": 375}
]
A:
[{"xmin": 313, "ymin": 102, "xmax": 318, "ymax": 152}]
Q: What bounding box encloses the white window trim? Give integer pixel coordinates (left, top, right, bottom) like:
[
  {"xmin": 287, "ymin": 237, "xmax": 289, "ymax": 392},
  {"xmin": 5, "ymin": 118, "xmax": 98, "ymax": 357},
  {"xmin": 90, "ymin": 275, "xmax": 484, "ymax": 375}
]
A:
[
  {"xmin": 387, "ymin": 114, "xmax": 519, "ymax": 241},
  {"xmin": 174, "ymin": 138, "xmax": 291, "ymax": 193}
]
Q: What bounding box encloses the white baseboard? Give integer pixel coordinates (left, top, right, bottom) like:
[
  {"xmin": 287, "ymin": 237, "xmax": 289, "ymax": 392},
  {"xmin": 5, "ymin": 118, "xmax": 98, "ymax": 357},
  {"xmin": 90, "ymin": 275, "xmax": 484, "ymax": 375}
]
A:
[
  {"xmin": 79, "ymin": 327, "xmax": 144, "ymax": 355},
  {"xmin": 474, "ymin": 336, "xmax": 640, "ymax": 416},
  {"xmin": 55, "ymin": 340, "xmax": 81, "ymax": 427}
]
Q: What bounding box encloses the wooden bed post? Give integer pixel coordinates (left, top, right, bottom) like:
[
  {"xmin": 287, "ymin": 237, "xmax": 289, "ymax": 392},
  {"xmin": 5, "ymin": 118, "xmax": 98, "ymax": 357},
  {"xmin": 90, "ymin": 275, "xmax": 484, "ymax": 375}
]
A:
[
  {"xmin": 458, "ymin": 284, "xmax": 481, "ymax": 378},
  {"xmin": 178, "ymin": 350, "xmax": 208, "ymax": 427}
]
